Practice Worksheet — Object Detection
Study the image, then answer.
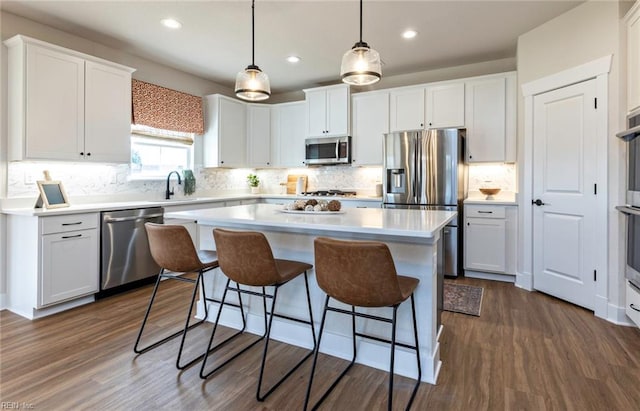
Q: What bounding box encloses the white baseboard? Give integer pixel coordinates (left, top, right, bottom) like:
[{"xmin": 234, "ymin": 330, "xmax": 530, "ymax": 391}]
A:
[
  {"xmin": 464, "ymin": 270, "xmax": 515, "ymax": 283},
  {"xmin": 607, "ymin": 302, "xmax": 637, "ymax": 327},
  {"xmin": 6, "ymin": 295, "xmax": 94, "ymax": 320},
  {"xmin": 515, "ymin": 271, "xmax": 533, "ymax": 291}
]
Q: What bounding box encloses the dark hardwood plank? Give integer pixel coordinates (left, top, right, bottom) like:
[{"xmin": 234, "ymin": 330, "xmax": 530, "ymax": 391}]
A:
[{"xmin": 1, "ymin": 277, "xmax": 639, "ymax": 410}]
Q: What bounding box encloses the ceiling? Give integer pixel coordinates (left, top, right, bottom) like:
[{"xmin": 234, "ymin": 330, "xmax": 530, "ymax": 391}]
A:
[{"xmin": 1, "ymin": 0, "xmax": 584, "ymax": 94}]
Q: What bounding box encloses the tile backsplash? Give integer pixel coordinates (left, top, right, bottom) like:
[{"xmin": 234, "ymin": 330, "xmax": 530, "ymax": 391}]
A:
[
  {"xmin": 6, "ymin": 162, "xmax": 515, "ymax": 200},
  {"xmin": 6, "ymin": 162, "xmax": 384, "ymax": 199}
]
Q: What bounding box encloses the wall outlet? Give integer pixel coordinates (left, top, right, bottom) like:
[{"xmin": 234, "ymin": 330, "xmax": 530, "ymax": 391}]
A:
[{"xmin": 24, "ymin": 171, "xmax": 36, "ymax": 185}]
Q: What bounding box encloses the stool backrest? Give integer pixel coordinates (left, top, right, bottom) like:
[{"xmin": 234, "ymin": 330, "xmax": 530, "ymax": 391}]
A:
[
  {"xmin": 314, "ymin": 237, "xmax": 404, "ymax": 307},
  {"xmin": 213, "ymin": 228, "xmax": 280, "ymax": 286},
  {"xmin": 145, "ymin": 223, "xmax": 202, "ymax": 273}
]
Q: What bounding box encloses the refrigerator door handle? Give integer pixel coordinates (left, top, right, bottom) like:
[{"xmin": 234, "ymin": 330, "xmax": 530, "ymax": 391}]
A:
[{"xmin": 415, "ymin": 134, "xmax": 421, "ymax": 204}]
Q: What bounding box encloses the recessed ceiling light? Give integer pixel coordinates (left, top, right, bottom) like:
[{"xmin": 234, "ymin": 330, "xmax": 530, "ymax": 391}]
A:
[
  {"xmin": 161, "ymin": 18, "xmax": 182, "ymax": 29},
  {"xmin": 402, "ymin": 29, "xmax": 418, "ymax": 39},
  {"xmin": 287, "ymin": 55, "xmax": 301, "ymax": 63}
]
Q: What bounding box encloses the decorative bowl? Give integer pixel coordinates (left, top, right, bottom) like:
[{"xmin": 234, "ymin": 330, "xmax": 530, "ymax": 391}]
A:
[{"xmin": 479, "ymin": 188, "xmax": 501, "ymax": 197}]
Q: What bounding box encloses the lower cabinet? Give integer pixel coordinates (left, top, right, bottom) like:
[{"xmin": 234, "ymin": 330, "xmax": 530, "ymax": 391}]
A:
[
  {"xmin": 626, "ymin": 281, "xmax": 640, "ymax": 327},
  {"xmin": 7, "ymin": 212, "xmax": 99, "ymax": 318},
  {"xmin": 464, "ymin": 204, "xmax": 516, "ymax": 275}
]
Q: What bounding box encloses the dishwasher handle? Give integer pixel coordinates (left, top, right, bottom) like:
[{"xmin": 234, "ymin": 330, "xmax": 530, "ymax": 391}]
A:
[{"xmin": 104, "ymin": 213, "xmax": 164, "ymax": 223}]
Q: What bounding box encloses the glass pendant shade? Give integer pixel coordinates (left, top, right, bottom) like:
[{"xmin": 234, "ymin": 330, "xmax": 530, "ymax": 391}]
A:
[
  {"xmin": 340, "ymin": 43, "xmax": 382, "ymax": 86},
  {"xmin": 235, "ymin": 65, "xmax": 270, "ymax": 101}
]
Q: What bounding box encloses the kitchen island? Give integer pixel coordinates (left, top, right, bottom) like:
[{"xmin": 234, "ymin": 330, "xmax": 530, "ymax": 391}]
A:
[{"xmin": 167, "ymin": 203, "xmax": 456, "ymax": 384}]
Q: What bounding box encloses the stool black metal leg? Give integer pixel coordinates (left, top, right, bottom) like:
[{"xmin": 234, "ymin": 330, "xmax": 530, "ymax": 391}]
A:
[
  {"xmin": 304, "ymin": 298, "xmax": 358, "ymax": 411},
  {"xmin": 199, "ymin": 280, "xmax": 265, "ymax": 380},
  {"xmin": 389, "ymin": 305, "xmax": 399, "ymax": 411},
  {"xmin": 406, "ymin": 293, "xmax": 422, "ymax": 411},
  {"xmin": 133, "ymin": 269, "xmax": 165, "ymax": 354},
  {"xmin": 176, "ymin": 270, "xmax": 209, "ymax": 369},
  {"xmin": 304, "ymin": 294, "xmax": 330, "ymax": 411},
  {"xmin": 256, "ymin": 273, "xmax": 317, "ymax": 401}
]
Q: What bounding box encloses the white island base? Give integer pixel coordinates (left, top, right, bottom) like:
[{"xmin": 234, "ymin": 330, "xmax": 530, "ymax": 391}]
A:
[{"xmin": 168, "ymin": 204, "xmax": 456, "ymax": 384}]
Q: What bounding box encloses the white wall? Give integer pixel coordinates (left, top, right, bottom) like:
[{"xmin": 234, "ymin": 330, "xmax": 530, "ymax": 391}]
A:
[{"xmin": 516, "ymin": 0, "xmax": 628, "ymax": 316}]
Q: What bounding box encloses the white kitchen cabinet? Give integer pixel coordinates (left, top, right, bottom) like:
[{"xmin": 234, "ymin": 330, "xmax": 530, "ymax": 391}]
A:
[
  {"xmin": 464, "ymin": 204, "xmax": 516, "ymax": 275},
  {"xmin": 247, "ymin": 104, "xmax": 272, "ymax": 167},
  {"xmin": 626, "ymin": 2, "xmax": 640, "ymax": 114},
  {"xmin": 465, "ymin": 72, "xmax": 516, "ymax": 163},
  {"xmin": 203, "ymin": 94, "xmax": 247, "ymax": 167},
  {"xmin": 84, "ymin": 61, "xmax": 133, "ymax": 162},
  {"xmin": 425, "ymin": 82, "xmax": 465, "ymax": 128},
  {"xmin": 304, "ymin": 84, "xmax": 350, "ymax": 137},
  {"xmin": 4, "ymin": 35, "xmax": 134, "ymax": 163},
  {"xmin": 271, "ymin": 101, "xmax": 306, "ymax": 167},
  {"xmin": 6, "ymin": 213, "xmax": 99, "ymax": 319},
  {"xmin": 351, "ymin": 91, "xmax": 389, "ymax": 166},
  {"xmin": 389, "ymin": 86, "xmax": 425, "ymax": 132},
  {"xmin": 626, "ymin": 281, "xmax": 640, "ymax": 327}
]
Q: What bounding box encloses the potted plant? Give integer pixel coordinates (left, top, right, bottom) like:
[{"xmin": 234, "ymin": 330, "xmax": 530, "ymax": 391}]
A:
[{"xmin": 247, "ymin": 173, "xmax": 260, "ymax": 194}]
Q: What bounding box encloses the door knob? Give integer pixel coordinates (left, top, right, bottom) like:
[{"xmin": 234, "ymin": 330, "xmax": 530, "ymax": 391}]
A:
[{"xmin": 532, "ymin": 199, "xmax": 546, "ymax": 206}]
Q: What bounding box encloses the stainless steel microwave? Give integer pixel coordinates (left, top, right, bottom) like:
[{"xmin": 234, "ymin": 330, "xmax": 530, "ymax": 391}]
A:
[{"xmin": 305, "ymin": 136, "xmax": 351, "ymax": 165}]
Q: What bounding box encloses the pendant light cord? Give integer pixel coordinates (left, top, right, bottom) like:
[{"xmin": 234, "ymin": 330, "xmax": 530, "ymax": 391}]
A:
[
  {"xmin": 359, "ymin": 0, "xmax": 363, "ymax": 43},
  {"xmin": 251, "ymin": 0, "xmax": 255, "ymax": 66}
]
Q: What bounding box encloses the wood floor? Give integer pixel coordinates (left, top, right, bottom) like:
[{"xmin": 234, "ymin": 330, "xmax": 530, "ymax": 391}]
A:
[{"xmin": 1, "ymin": 277, "xmax": 639, "ymax": 410}]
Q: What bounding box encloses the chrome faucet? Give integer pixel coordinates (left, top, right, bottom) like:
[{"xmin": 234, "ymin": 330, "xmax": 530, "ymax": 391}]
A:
[{"xmin": 165, "ymin": 171, "xmax": 182, "ymax": 200}]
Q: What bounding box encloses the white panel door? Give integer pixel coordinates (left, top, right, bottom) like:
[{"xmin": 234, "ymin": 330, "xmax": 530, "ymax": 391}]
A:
[{"xmin": 532, "ymin": 79, "xmax": 597, "ymax": 310}]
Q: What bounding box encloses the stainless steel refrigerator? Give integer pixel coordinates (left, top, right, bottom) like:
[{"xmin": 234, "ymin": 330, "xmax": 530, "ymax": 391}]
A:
[{"xmin": 383, "ymin": 128, "xmax": 467, "ymax": 277}]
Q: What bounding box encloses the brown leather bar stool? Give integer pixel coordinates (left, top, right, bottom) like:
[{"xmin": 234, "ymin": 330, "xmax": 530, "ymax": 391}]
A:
[
  {"xmin": 199, "ymin": 228, "xmax": 317, "ymax": 402},
  {"xmin": 305, "ymin": 237, "xmax": 422, "ymax": 411},
  {"xmin": 134, "ymin": 223, "xmax": 243, "ymax": 370}
]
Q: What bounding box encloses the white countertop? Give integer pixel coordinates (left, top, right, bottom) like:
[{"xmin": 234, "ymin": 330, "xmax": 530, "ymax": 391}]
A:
[
  {"xmin": 0, "ymin": 193, "xmax": 383, "ymax": 217},
  {"xmin": 463, "ymin": 191, "xmax": 518, "ymax": 205},
  {"xmin": 167, "ymin": 203, "xmax": 456, "ymax": 241}
]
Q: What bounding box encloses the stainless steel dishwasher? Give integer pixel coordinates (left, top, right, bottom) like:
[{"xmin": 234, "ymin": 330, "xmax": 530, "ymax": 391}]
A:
[{"xmin": 100, "ymin": 207, "xmax": 164, "ymax": 291}]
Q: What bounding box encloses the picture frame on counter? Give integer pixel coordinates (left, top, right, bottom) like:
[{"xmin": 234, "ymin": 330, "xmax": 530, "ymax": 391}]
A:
[{"xmin": 35, "ymin": 180, "xmax": 70, "ymax": 209}]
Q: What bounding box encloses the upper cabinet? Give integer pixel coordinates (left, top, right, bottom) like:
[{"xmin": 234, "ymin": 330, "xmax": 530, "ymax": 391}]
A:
[
  {"xmin": 389, "ymin": 82, "xmax": 464, "ymax": 132},
  {"xmin": 425, "ymin": 83, "xmax": 465, "ymax": 128},
  {"xmin": 465, "ymin": 72, "xmax": 516, "ymax": 163},
  {"xmin": 389, "ymin": 87, "xmax": 425, "ymax": 131},
  {"xmin": 246, "ymin": 104, "xmax": 272, "ymax": 168},
  {"xmin": 304, "ymin": 84, "xmax": 350, "ymax": 137},
  {"xmin": 271, "ymin": 101, "xmax": 306, "ymax": 168},
  {"xmin": 351, "ymin": 91, "xmax": 389, "ymax": 166},
  {"xmin": 4, "ymin": 35, "xmax": 135, "ymax": 163},
  {"xmin": 203, "ymin": 94, "xmax": 247, "ymax": 168},
  {"xmin": 626, "ymin": 2, "xmax": 640, "ymax": 114}
]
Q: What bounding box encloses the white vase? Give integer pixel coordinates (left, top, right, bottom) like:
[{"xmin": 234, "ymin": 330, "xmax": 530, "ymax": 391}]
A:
[{"xmin": 251, "ymin": 186, "xmax": 260, "ymax": 194}]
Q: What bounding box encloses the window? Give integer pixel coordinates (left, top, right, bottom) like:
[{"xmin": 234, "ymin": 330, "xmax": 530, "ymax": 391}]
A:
[{"xmin": 130, "ymin": 125, "xmax": 194, "ymax": 179}]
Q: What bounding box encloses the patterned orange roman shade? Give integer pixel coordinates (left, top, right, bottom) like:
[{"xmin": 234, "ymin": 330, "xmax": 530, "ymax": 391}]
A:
[{"xmin": 131, "ymin": 79, "xmax": 204, "ymax": 135}]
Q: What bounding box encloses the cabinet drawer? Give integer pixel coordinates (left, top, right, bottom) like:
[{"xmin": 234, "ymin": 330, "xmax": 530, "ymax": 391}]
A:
[
  {"xmin": 626, "ymin": 282, "xmax": 640, "ymax": 327},
  {"xmin": 465, "ymin": 205, "xmax": 505, "ymax": 219},
  {"xmin": 41, "ymin": 213, "xmax": 98, "ymax": 235}
]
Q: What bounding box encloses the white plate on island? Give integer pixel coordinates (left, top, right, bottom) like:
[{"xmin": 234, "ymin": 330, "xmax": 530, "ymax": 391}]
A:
[{"xmin": 278, "ymin": 209, "xmax": 345, "ymax": 215}]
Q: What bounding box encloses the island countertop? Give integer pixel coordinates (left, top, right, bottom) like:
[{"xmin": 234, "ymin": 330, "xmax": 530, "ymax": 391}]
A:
[{"xmin": 167, "ymin": 203, "xmax": 457, "ymax": 242}]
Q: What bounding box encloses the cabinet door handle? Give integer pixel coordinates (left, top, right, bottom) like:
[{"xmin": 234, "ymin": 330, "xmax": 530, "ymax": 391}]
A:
[
  {"xmin": 631, "ymin": 303, "xmax": 640, "ymax": 313},
  {"xmin": 61, "ymin": 234, "xmax": 82, "ymax": 239},
  {"xmin": 478, "ymin": 211, "xmax": 493, "ymax": 214},
  {"xmin": 62, "ymin": 222, "xmax": 83, "ymax": 226}
]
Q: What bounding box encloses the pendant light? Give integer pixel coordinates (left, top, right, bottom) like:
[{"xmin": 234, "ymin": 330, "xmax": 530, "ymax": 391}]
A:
[
  {"xmin": 235, "ymin": 0, "xmax": 270, "ymax": 101},
  {"xmin": 340, "ymin": 0, "xmax": 381, "ymax": 86}
]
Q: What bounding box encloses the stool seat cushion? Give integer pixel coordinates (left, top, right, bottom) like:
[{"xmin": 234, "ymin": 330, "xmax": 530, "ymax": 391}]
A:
[{"xmin": 275, "ymin": 259, "xmax": 313, "ymax": 285}]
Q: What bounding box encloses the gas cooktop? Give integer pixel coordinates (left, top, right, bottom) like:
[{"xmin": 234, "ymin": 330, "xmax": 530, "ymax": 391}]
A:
[{"xmin": 301, "ymin": 189, "xmax": 357, "ymax": 197}]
